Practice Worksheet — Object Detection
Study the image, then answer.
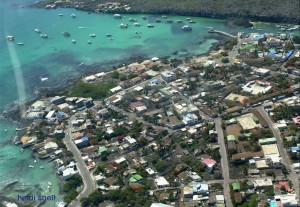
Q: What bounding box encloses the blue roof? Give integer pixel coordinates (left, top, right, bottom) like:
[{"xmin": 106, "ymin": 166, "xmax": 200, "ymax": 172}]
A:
[
  {"xmin": 56, "ymin": 111, "xmax": 64, "ymax": 119},
  {"xmin": 151, "ymin": 79, "xmax": 158, "ymax": 83},
  {"xmin": 81, "ymin": 137, "xmax": 89, "ymax": 142},
  {"xmin": 291, "ymin": 147, "xmax": 300, "ymax": 152}
]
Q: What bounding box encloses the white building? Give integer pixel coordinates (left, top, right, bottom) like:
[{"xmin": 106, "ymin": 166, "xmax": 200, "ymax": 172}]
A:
[
  {"xmin": 62, "ymin": 167, "xmax": 79, "ymax": 180},
  {"xmin": 161, "ymin": 71, "xmax": 177, "ymax": 82},
  {"xmin": 154, "ymin": 176, "xmax": 170, "ymax": 188},
  {"xmin": 182, "ymin": 113, "xmax": 198, "ymax": 125},
  {"xmin": 254, "ymin": 68, "xmax": 270, "ymax": 77}
]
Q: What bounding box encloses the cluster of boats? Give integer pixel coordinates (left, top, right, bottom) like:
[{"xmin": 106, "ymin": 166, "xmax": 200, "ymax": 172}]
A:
[{"xmin": 116, "ymin": 14, "xmax": 193, "ymax": 31}]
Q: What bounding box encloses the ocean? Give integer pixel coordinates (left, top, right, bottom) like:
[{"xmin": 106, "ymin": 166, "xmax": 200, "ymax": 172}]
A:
[{"xmin": 0, "ymin": 0, "xmax": 283, "ymax": 205}]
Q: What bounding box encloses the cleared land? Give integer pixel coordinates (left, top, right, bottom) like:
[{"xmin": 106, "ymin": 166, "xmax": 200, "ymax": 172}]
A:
[
  {"xmin": 226, "ymin": 124, "xmax": 242, "ymax": 138},
  {"xmin": 237, "ymin": 113, "xmax": 261, "ymax": 130}
]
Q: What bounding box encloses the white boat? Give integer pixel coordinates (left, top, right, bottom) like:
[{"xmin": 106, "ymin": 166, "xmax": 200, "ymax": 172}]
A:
[
  {"xmin": 71, "ymin": 14, "xmax": 76, "ymax": 18},
  {"xmin": 106, "ymin": 34, "xmax": 112, "ymax": 37},
  {"xmin": 89, "ymin": 34, "xmax": 96, "ymax": 37},
  {"xmin": 4, "ymin": 129, "xmax": 7, "ymax": 132},
  {"xmin": 7, "ymin": 35, "xmax": 14, "ymax": 41},
  {"xmin": 186, "ymin": 17, "xmax": 191, "ymax": 21},
  {"xmin": 129, "ymin": 18, "xmax": 137, "ymax": 22},
  {"xmin": 17, "ymin": 42, "xmax": 24, "ymax": 46},
  {"xmin": 134, "ymin": 23, "xmax": 140, "ymax": 27},
  {"xmin": 29, "ymin": 165, "xmax": 34, "ymax": 168},
  {"xmin": 113, "ymin": 14, "xmax": 121, "ymax": 19},
  {"xmin": 72, "ymin": 39, "xmax": 76, "ymax": 44},
  {"xmin": 47, "ymin": 185, "xmax": 51, "ymax": 189},
  {"xmin": 119, "ymin": 23, "xmax": 128, "ymax": 28},
  {"xmin": 41, "ymin": 77, "xmax": 48, "ymax": 81},
  {"xmin": 40, "ymin": 166, "xmax": 44, "ymax": 169},
  {"xmin": 87, "ymin": 40, "xmax": 92, "ymax": 44},
  {"xmin": 40, "ymin": 34, "xmax": 48, "ymax": 38},
  {"xmin": 58, "ymin": 14, "xmax": 63, "ymax": 16},
  {"xmin": 182, "ymin": 25, "xmax": 192, "ymax": 31},
  {"xmin": 34, "ymin": 160, "xmax": 37, "ymax": 163},
  {"xmin": 34, "ymin": 29, "xmax": 41, "ymax": 33},
  {"xmin": 20, "ymin": 148, "xmax": 24, "ymax": 154},
  {"xmin": 162, "ymin": 15, "xmax": 167, "ymax": 18},
  {"xmin": 48, "ymin": 182, "xmax": 52, "ymax": 186},
  {"xmin": 147, "ymin": 24, "xmax": 154, "ymax": 28}
]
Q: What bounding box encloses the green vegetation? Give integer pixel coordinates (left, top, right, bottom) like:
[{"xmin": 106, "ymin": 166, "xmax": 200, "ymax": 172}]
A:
[
  {"xmin": 233, "ymin": 19, "xmax": 253, "ymax": 27},
  {"xmin": 81, "ymin": 188, "xmax": 153, "ymax": 207},
  {"xmin": 222, "ymin": 57, "xmax": 230, "ymax": 63},
  {"xmin": 63, "ymin": 175, "xmax": 83, "ymax": 204},
  {"xmin": 69, "ymin": 80, "xmax": 116, "ymax": 99},
  {"xmin": 272, "ymin": 105, "xmax": 300, "ymax": 121},
  {"xmin": 293, "ymin": 36, "xmax": 300, "ymax": 44},
  {"xmin": 36, "ymin": 0, "xmax": 300, "ymax": 23}
]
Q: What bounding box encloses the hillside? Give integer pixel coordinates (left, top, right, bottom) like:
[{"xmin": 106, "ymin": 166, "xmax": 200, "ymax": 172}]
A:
[{"xmin": 34, "ymin": 0, "xmax": 300, "ymax": 23}]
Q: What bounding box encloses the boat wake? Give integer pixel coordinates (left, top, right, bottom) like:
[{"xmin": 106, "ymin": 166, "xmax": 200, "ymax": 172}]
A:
[{"xmin": 78, "ymin": 26, "xmax": 88, "ymax": 29}]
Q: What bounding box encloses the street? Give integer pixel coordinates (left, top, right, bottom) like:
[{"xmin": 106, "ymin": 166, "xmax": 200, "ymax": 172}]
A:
[
  {"xmin": 214, "ymin": 117, "xmax": 233, "ymax": 207},
  {"xmin": 63, "ymin": 116, "xmax": 96, "ymax": 207},
  {"xmin": 256, "ymin": 106, "xmax": 300, "ymax": 199}
]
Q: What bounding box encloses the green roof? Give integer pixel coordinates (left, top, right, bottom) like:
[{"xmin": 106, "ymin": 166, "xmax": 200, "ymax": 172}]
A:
[
  {"xmin": 129, "ymin": 174, "xmax": 143, "ymax": 182},
  {"xmin": 227, "ymin": 135, "xmax": 236, "ymax": 141},
  {"xmin": 259, "ymin": 137, "xmax": 277, "ymax": 144},
  {"xmin": 253, "ymin": 116, "xmax": 259, "ymax": 122},
  {"xmin": 232, "ymin": 182, "xmax": 240, "ymax": 191},
  {"xmin": 98, "ymin": 146, "xmax": 108, "ymax": 153}
]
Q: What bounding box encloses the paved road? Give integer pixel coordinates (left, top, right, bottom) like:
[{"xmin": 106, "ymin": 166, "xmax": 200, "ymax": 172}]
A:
[
  {"xmin": 64, "ymin": 116, "xmax": 96, "ymax": 207},
  {"xmin": 256, "ymin": 106, "xmax": 300, "ymax": 199},
  {"xmin": 214, "ymin": 117, "xmax": 233, "ymax": 207}
]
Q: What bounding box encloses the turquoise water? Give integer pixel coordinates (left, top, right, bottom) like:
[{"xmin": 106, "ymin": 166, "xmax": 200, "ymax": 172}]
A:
[
  {"xmin": 0, "ymin": 0, "xmax": 287, "ymax": 205},
  {"xmin": 269, "ymin": 200, "xmax": 277, "ymax": 207}
]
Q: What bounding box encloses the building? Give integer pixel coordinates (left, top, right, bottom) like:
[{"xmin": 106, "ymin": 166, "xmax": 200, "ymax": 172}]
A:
[
  {"xmin": 154, "ymin": 176, "xmax": 170, "ymax": 188},
  {"xmin": 161, "ymin": 71, "xmax": 177, "ymax": 82},
  {"xmin": 62, "ymin": 167, "xmax": 79, "ymax": 180},
  {"xmin": 182, "ymin": 113, "xmax": 199, "ymax": 125},
  {"xmin": 242, "ymin": 80, "xmax": 272, "ymax": 95},
  {"xmin": 254, "ymin": 68, "xmax": 270, "ymax": 77},
  {"xmin": 201, "ymin": 158, "xmax": 216, "ymax": 172},
  {"xmin": 252, "ymin": 178, "xmax": 273, "ymax": 188},
  {"xmin": 192, "ymin": 183, "xmax": 209, "ymax": 195}
]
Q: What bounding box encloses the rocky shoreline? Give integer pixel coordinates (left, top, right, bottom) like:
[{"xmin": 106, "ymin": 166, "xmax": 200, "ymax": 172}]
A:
[{"xmin": 31, "ymin": 0, "xmax": 300, "ymax": 24}]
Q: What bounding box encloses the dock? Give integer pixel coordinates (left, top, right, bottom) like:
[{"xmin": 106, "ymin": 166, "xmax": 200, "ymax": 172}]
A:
[{"xmin": 208, "ymin": 29, "xmax": 236, "ymax": 38}]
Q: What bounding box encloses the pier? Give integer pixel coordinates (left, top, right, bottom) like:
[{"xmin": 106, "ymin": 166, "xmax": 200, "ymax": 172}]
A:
[{"xmin": 208, "ymin": 29, "xmax": 236, "ymax": 38}]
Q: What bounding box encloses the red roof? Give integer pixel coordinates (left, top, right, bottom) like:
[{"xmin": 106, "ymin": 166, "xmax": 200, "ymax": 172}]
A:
[
  {"xmin": 292, "ymin": 116, "xmax": 300, "ymax": 125},
  {"xmin": 202, "ymin": 158, "xmax": 216, "ymax": 167},
  {"xmin": 274, "ymin": 181, "xmax": 291, "ymax": 192}
]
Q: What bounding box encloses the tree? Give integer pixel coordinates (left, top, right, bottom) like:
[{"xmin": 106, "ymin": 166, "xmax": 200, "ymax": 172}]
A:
[{"xmin": 111, "ymin": 71, "xmax": 120, "ymax": 79}]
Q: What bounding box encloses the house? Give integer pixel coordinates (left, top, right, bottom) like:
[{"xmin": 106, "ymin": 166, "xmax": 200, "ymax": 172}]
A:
[
  {"xmin": 98, "ymin": 109, "xmax": 110, "ymax": 119},
  {"xmin": 110, "ymin": 86, "xmax": 122, "ymax": 93},
  {"xmin": 274, "ymin": 182, "xmax": 292, "ymax": 192},
  {"xmin": 292, "ymin": 116, "xmax": 300, "ymax": 125},
  {"xmin": 188, "ymin": 171, "xmax": 202, "ymax": 182},
  {"xmin": 232, "ymin": 151, "xmax": 265, "ymax": 162},
  {"xmin": 234, "ymin": 192, "xmax": 243, "ymax": 204},
  {"xmin": 232, "ymin": 182, "xmax": 240, "ymax": 191},
  {"xmin": 252, "ymin": 178, "xmax": 273, "ymax": 188},
  {"xmin": 182, "ymin": 113, "xmax": 199, "ymax": 125},
  {"xmin": 129, "ymin": 174, "xmax": 143, "ymax": 183},
  {"xmin": 201, "ymin": 158, "xmax": 216, "ymax": 172},
  {"xmin": 254, "ymin": 68, "xmax": 270, "ymax": 77},
  {"xmin": 74, "ymin": 137, "xmax": 89, "ymax": 149},
  {"xmin": 183, "ymin": 186, "xmax": 193, "ymax": 198},
  {"xmin": 192, "ymin": 183, "xmax": 209, "ymax": 195},
  {"xmin": 150, "ymin": 203, "xmax": 174, "ymax": 207},
  {"xmin": 154, "ymin": 176, "xmax": 170, "ymax": 188},
  {"xmin": 161, "ymin": 71, "xmax": 177, "ymax": 82},
  {"xmin": 62, "ymin": 167, "xmax": 79, "ymax": 180},
  {"xmin": 124, "ymin": 136, "xmax": 137, "ymax": 146}
]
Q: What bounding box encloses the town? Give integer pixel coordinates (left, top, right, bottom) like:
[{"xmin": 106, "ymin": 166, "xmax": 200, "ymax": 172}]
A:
[{"xmin": 12, "ymin": 30, "xmax": 300, "ymax": 207}]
